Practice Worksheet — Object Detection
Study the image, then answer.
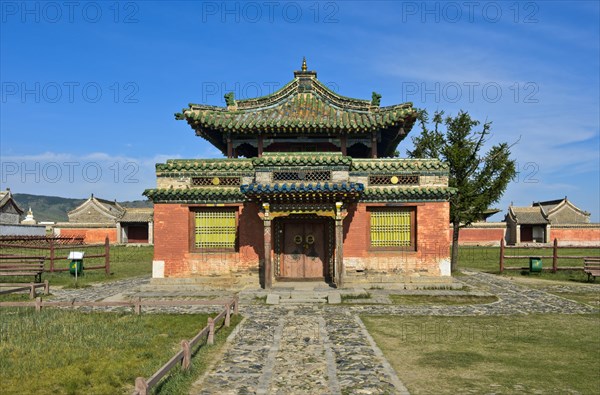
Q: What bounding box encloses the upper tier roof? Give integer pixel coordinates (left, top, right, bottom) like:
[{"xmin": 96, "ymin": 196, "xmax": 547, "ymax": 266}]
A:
[{"xmin": 175, "ymin": 61, "xmax": 418, "ymax": 157}]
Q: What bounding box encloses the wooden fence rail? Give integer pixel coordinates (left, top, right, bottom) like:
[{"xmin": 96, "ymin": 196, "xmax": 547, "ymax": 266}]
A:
[
  {"xmin": 499, "ymin": 238, "xmax": 600, "ymax": 273},
  {"xmin": 133, "ymin": 297, "xmax": 239, "ymax": 395},
  {"xmin": 0, "ymin": 280, "xmax": 50, "ymax": 298},
  {"xmin": 0, "ymin": 236, "xmax": 110, "ymax": 274},
  {"xmin": 0, "ymin": 296, "xmax": 238, "ymax": 314},
  {"xmin": 0, "ymin": 294, "xmax": 239, "ymax": 394}
]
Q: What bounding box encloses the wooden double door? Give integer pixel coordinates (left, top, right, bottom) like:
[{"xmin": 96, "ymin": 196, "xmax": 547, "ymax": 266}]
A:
[{"xmin": 280, "ymin": 220, "xmax": 327, "ymax": 280}]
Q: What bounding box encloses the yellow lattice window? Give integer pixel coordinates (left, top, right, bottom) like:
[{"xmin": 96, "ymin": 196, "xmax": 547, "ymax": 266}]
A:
[
  {"xmin": 370, "ymin": 208, "xmax": 413, "ymax": 248},
  {"xmin": 194, "ymin": 210, "xmax": 236, "ymax": 249}
]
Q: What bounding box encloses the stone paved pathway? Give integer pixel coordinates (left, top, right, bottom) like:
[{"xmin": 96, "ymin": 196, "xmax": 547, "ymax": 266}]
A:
[
  {"xmin": 42, "ymin": 272, "xmax": 599, "ymax": 394},
  {"xmin": 192, "ymin": 306, "xmax": 407, "ymax": 395}
]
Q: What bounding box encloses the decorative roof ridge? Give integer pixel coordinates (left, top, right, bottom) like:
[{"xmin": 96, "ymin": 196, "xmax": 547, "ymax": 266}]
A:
[
  {"xmin": 164, "ymin": 158, "xmax": 252, "ymax": 164},
  {"xmin": 361, "ymin": 186, "xmax": 457, "ymax": 200},
  {"xmin": 0, "ymin": 190, "xmax": 24, "ymax": 214},
  {"xmin": 378, "ymin": 103, "xmax": 415, "ymax": 112},
  {"xmin": 353, "ymin": 158, "xmax": 440, "ymax": 162},
  {"xmin": 187, "ymin": 104, "xmax": 227, "ymax": 111},
  {"xmin": 143, "ymin": 187, "xmax": 245, "ymax": 202},
  {"xmin": 241, "ymin": 182, "xmax": 365, "ymax": 194},
  {"xmin": 179, "ymin": 68, "xmax": 408, "ymax": 116},
  {"xmin": 309, "ymin": 78, "xmax": 373, "ymax": 111},
  {"xmin": 546, "ymin": 198, "xmax": 590, "ymax": 217},
  {"xmin": 235, "ymin": 79, "xmax": 299, "ymax": 110},
  {"xmin": 252, "ymin": 152, "xmax": 352, "ymax": 166},
  {"xmin": 156, "ymin": 159, "xmax": 254, "ymax": 172},
  {"xmin": 351, "ymin": 158, "xmax": 449, "ymax": 171}
]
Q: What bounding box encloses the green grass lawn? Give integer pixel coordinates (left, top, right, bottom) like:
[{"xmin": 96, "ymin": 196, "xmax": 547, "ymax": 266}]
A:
[
  {"xmin": 362, "ymin": 314, "xmax": 600, "ymax": 395},
  {"xmin": 0, "ymin": 308, "xmax": 240, "ymax": 394},
  {"xmin": 459, "ymin": 245, "xmax": 600, "ymax": 282},
  {"xmin": 2, "ymin": 245, "xmax": 153, "ymax": 287}
]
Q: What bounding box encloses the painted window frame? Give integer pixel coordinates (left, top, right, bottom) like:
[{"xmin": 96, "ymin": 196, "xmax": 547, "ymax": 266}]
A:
[
  {"xmin": 189, "ymin": 207, "xmax": 238, "ymax": 252},
  {"xmin": 367, "ymin": 206, "xmax": 417, "ymax": 251}
]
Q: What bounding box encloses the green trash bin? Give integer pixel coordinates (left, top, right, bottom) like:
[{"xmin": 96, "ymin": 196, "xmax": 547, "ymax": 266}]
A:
[
  {"xmin": 68, "ymin": 252, "xmax": 84, "ymax": 276},
  {"xmin": 529, "ymin": 257, "xmax": 542, "ymax": 273}
]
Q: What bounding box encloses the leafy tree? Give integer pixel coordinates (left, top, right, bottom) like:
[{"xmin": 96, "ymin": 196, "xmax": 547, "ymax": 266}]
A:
[{"xmin": 407, "ymin": 110, "xmax": 517, "ymax": 272}]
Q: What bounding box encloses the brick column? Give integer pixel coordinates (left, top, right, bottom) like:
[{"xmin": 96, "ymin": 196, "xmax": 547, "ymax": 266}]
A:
[
  {"xmin": 335, "ymin": 202, "xmax": 344, "ymax": 288},
  {"xmin": 262, "ymin": 203, "xmax": 272, "ymax": 289},
  {"xmin": 335, "ymin": 219, "xmax": 343, "ymax": 287}
]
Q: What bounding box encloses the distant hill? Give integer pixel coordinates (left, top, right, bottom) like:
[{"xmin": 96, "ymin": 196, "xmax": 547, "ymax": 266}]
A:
[{"xmin": 12, "ymin": 193, "xmax": 152, "ymax": 223}]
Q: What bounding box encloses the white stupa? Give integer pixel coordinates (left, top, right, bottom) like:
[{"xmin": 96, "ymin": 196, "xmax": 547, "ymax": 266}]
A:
[{"xmin": 21, "ymin": 207, "xmax": 37, "ymax": 225}]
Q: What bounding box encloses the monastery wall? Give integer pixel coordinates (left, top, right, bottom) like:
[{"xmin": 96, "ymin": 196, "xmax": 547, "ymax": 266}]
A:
[
  {"xmin": 343, "ymin": 202, "xmax": 450, "ymax": 277},
  {"xmin": 55, "ymin": 226, "xmax": 117, "ymax": 243}
]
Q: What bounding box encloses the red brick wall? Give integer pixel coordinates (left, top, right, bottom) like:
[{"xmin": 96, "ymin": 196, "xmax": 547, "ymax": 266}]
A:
[
  {"xmin": 343, "ymin": 202, "xmax": 450, "ymax": 276},
  {"xmin": 56, "ymin": 228, "xmax": 117, "ymax": 244},
  {"xmin": 551, "ymin": 227, "xmax": 600, "ymax": 246},
  {"xmin": 154, "ymin": 204, "xmax": 190, "ymax": 277},
  {"xmin": 154, "ymin": 203, "xmax": 263, "ymax": 277},
  {"xmin": 156, "ymin": 201, "xmax": 451, "ymax": 278},
  {"xmin": 448, "ymin": 224, "xmax": 506, "ymax": 246}
]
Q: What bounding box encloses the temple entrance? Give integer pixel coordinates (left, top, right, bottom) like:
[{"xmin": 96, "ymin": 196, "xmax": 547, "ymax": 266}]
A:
[{"xmin": 279, "ymin": 219, "xmax": 328, "ymax": 280}]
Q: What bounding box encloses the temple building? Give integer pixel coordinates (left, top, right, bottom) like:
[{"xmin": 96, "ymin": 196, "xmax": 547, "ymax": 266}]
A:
[
  {"xmin": 144, "ymin": 60, "xmax": 455, "ymax": 288},
  {"xmin": 54, "ymin": 194, "xmax": 154, "ymax": 244}
]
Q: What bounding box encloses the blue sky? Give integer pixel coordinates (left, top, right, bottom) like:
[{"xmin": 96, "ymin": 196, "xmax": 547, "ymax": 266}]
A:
[{"xmin": 1, "ymin": 1, "xmax": 599, "ymax": 221}]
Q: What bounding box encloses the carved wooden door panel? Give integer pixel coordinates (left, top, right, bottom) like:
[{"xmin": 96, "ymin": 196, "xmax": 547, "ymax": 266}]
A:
[
  {"xmin": 281, "ymin": 221, "xmax": 326, "ymax": 279},
  {"xmin": 303, "ymin": 222, "xmax": 325, "ymax": 278}
]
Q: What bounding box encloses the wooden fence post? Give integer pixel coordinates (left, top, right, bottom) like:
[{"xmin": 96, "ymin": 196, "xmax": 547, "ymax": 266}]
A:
[
  {"xmin": 207, "ymin": 318, "xmax": 215, "ymax": 345},
  {"xmin": 181, "ymin": 340, "xmax": 191, "ymax": 371},
  {"xmin": 134, "ymin": 377, "xmax": 148, "ymax": 395},
  {"xmin": 233, "ymin": 296, "xmax": 239, "ymax": 315},
  {"xmin": 35, "ymin": 296, "xmax": 42, "ymax": 312},
  {"xmin": 134, "ymin": 297, "xmax": 141, "ymax": 315},
  {"xmin": 225, "ymin": 304, "xmax": 231, "ymax": 327},
  {"xmin": 552, "ymin": 238, "xmax": 558, "ymax": 273},
  {"xmin": 29, "ymin": 283, "xmax": 35, "ymax": 299},
  {"xmin": 104, "ymin": 237, "xmax": 110, "ymax": 275},
  {"xmin": 499, "ymin": 239, "xmax": 505, "ymax": 273},
  {"xmin": 49, "ymin": 237, "xmax": 55, "ymax": 272},
  {"xmin": 44, "ymin": 280, "xmax": 49, "ymax": 295}
]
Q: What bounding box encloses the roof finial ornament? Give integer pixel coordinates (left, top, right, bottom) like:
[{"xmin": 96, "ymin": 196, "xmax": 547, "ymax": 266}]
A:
[
  {"xmin": 371, "ymin": 92, "xmax": 382, "ymax": 106},
  {"xmin": 301, "ymin": 57, "xmax": 307, "ymax": 72}
]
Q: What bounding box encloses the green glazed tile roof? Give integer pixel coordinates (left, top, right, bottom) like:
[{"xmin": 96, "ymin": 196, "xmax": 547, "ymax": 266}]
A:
[
  {"xmin": 352, "ymin": 159, "xmax": 448, "ymax": 172},
  {"xmin": 241, "ymin": 182, "xmax": 363, "ymax": 203},
  {"xmin": 153, "ymin": 155, "xmax": 447, "ymax": 174},
  {"xmin": 180, "ymin": 93, "xmax": 416, "ymax": 135},
  {"xmin": 252, "ymin": 152, "xmax": 352, "ymax": 167},
  {"xmin": 156, "ymin": 159, "xmax": 254, "ymax": 173},
  {"xmin": 143, "ymin": 188, "xmax": 244, "ymax": 203},
  {"xmin": 175, "ymin": 66, "xmax": 418, "ymax": 156},
  {"xmin": 361, "ymin": 187, "xmax": 456, "ymax": 202}
]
